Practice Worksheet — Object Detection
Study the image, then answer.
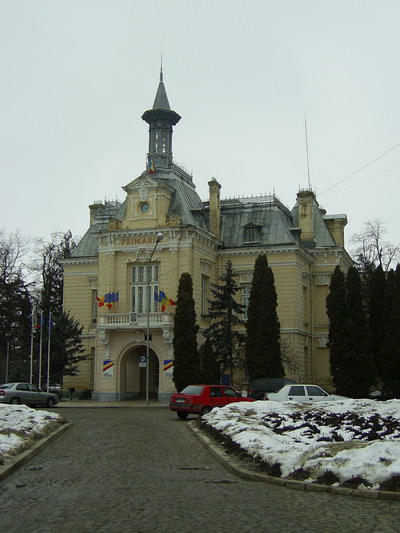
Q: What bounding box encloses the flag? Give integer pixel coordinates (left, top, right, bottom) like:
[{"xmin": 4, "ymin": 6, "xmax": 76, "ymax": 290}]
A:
[
  {"xmin": 159, "ymin": 290, "xmax": 176, "ymax": 312},
  {"xmin": 96, "ymin": 296, "xmax": 105, "ymax": 307},
  {"xmin": 35, "ymin": 313, "xmax": 45, "ymax": 329},
  {"xmin": 105, "ymin": 292, "xmax": 119, "ymax": 304},
  {"xmin": 147, "ymin": 156, "xmax": 156, "ymax": 174},
  {"xmin": 154, "ymin": 290, "xmax": 161, "ymax": 302}
]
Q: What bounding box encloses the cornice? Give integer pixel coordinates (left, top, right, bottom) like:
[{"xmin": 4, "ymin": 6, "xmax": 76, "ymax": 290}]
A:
[{"xmin": 62, "ymin": 258, "xmax": 98, "ymax": 266}]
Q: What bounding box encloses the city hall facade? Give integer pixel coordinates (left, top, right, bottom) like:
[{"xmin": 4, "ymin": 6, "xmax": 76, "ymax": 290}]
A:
[{"xmin": 63, "ymin": 72, "xmax": 352, "ymax": 401}]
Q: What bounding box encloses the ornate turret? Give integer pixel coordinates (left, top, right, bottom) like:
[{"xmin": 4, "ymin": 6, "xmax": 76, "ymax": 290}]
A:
[{"xmin": 141, "ymin": 69, "xmax": 181, "ymax": 171}]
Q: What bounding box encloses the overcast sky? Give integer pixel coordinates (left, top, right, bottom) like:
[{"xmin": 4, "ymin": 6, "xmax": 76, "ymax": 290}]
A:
[{"xmin": 1, "ymin": 0, "xmax": 400, "ymax": 251}]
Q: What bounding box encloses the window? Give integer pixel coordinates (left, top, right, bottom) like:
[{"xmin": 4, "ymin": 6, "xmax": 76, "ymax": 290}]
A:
[
  {"xmin": 289, "ymin": 386, "xmax": 306, "ymax": 396},
  {"xmin": 243, "ymin": 225, "xmax": 260, "ymax": 243},
  {"xmin": 209, "ymin": 387, "xmax": 223, "ymax": 397},
  {"xmin": 131, "ymin": 264, "xmax": 159, "ymax": 314},
  {"xmin": 91, "ymin": 289, "xmax": 98, "ymax": 324},
  {"xmin": 306, "ymin": 386, "xmax": 327, "ymax": 397},
  {"xmin": 223, "ymin": 387, "xmax": 238, "ymax": 398},
  {"xmin": 201, "ymin": 275, "xmax": 209, "ymax": 314},
  {"xmin": 241, "ymin": 285, "xmax": 251, "ymax": 319}
]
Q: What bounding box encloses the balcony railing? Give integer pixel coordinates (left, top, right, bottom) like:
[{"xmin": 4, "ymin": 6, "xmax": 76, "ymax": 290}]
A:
[{"xmin": 97, "ymin": 312, "xmax": 173, "ymax": 329}]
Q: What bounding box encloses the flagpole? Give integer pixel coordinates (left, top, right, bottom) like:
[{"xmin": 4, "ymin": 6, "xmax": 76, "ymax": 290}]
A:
[
  {"xmin": 145, "ymin": 233, "xmax": 163, "ymax": 407},
  {"xmin": 39, "ymin": 311, "xmax": 43, "ymax": 389},
  {"xmin": 29, "ymin": 303, "xmax": 35, "ymax": 384},
  {"xmin": 46, "ymin": 310, "xmax": 52, "ymax": 392}
]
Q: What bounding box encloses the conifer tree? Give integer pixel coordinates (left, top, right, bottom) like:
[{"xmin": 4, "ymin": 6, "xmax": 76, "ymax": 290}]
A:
[
  {"xmin": 381, "ymin": 265, "xmax": 400, "ymax": 398},
  {"xmin": 0, "ymin": 231, "xmax": 31, "ymax": 382},
  {"xmin": 326, "ymin": 266, "xmax": 350, "ymax": 395},
  {"xmin": 199, "ymin": 338, "xmax": 220, "ymax": 384},
  {"xmin": 345, "ymin": 266, "xmax": 374, "ymax": 397},
  {"xmin": 245, "ymin": 254, "xmax": 284, "ymax": 382},
  {"xmin": 49, "ymin": 311, "xmax": 87, "ymax": 385},
  {"xmin": 34, "ymin": 231, "xmax": 88, "ymax": 385},
  {"xmin": 172, "ymin": 272, "xmax": 200, "ymax": 392},
  {"xmin": 367, "ymin": 265, "xmax": 386, "ymax": 380},
  {"xmin": 0, "ymin": 276, "xmax": 32, "ymax": 382},
  {"xmin": 203, "ymin": 260, "xmax": 245, "ymax": 385}
]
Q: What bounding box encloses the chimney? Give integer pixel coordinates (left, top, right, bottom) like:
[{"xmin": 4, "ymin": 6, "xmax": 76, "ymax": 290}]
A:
[
  {"xmin": 89, "ymin": 202, "xmax": 103, "ymax": 226},
  {"xmin": 208, "ymin": 178, "xmax": 221, "ymax": 239},
  {"xmin": 296, "ymin": 189, "xmax": 315, "ymax": 244}
]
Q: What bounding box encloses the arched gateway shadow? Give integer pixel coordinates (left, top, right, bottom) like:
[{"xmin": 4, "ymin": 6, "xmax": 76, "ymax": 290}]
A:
[{"xmin": 119, "ymin": 345, "xmax": 160, "ymax": 400}]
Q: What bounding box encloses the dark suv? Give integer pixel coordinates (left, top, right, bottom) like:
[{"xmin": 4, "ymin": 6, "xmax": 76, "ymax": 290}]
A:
[{"xmin": 247, "ymin": 378, "xmax": 297, "ymax": 400}]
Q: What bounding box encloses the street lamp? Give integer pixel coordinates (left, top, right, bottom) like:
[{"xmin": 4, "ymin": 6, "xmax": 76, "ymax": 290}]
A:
[{"xmin": 146, "ymin": 232, "xmax": 163, "ymax": 406}]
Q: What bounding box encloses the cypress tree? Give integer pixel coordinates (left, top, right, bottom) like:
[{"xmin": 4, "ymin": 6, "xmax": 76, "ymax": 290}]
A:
[
  {"xmin": 367, "ymin": 265, "xmax": 386, "ymax": 381},
  {"xmin": 245, "ymin": 254, "xmax": 284, "ymax": 382},
  {"xmin": 381, "ymin": 265, "xmax": 400, "ymax": 398},
  {"xmin": 345, "ymin": 266, "xmax": 374, "ymax": 397},
  {"xmin": 203, "ymin": 260, "xmax": 245, "ymax": 385},
  {"xmin": 172, "ymin": 272, "xmax": 200, "ymax": 392},
  {"xmin": 199, "ymin": 338, "xmax": 220, "ymax": 384},
  {"xmin": 326, "ymin": 266, "xmax": 350, "ymax": 395}
]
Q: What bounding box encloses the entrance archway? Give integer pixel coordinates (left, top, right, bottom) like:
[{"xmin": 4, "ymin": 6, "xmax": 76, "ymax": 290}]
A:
[{"xmin": 119, "ymin": 345, "xmax": 160, "ymax": 399}]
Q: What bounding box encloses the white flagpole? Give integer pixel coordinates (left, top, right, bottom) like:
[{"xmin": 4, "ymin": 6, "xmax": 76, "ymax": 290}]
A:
[
  {"xmin": 29, "ymin": 303, "xmax": 35, "ymax": 384},
  {"xmin": 46, "ymin": 310, "xmax": 52, "ymax": 392},
  {"xmin": 39, "ymin": 311, "xmax": 43, "ymax": 389}
]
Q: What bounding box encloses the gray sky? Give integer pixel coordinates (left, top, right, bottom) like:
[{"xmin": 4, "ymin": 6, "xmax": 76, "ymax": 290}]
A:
[{"xmin": 1, "ymin": 0, "xmax": 400, "ymax": 250}]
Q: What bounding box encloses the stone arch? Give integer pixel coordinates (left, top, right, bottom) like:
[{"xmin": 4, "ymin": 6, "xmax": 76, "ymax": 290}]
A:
[{"xmin": 117, "ymin": 342, "xmax": 160, "ymax": 400}]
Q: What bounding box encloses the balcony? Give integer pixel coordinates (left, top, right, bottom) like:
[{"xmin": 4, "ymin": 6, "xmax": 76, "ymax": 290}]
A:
[{"xmin": 97, "ymin": 312, "xmax": 173, "ymax": 330}]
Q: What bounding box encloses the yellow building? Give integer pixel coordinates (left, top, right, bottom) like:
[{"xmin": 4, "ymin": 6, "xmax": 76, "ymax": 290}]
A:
[{"xmin": 63, "ymin": 71, "xmax": 352, "ymax": 401}]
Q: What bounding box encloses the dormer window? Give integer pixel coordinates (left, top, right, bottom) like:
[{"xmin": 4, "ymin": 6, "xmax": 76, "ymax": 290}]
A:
[{"xmin": 243, "ymin": 223, "xmax": 261, "ymax": 244}]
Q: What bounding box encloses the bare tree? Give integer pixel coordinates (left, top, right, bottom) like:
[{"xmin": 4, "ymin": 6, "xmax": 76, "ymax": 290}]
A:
[
  {"xmin": 350, "ymin": 219, "xmax": 400, "ymax": 271},
  {"xmin": 0, "ymin": 229, "xmax": 29, "ymax": 282}
]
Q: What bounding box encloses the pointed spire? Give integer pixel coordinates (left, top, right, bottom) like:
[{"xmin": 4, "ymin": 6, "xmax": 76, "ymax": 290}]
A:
[{"xmin": 152, "ymin": 65, "xmax": 171, "ymax": 110}]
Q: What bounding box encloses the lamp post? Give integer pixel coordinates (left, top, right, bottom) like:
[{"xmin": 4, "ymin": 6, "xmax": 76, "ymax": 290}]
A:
[{"xmin": 145, "ymin": 232, "xmax": 163, "ymax": 406}]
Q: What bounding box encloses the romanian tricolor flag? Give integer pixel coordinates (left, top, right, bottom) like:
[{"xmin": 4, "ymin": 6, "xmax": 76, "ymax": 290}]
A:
[
  {"xmin": 97, "ymin": 295, "xmax": 112, "ymax": 309},
  {"xmin": 147, "ymin": 156, "xmax": 156, "ymax": 174},
  {"xmin": 159, "ymin": 290, "xmax": 176, "ymax": 312}
]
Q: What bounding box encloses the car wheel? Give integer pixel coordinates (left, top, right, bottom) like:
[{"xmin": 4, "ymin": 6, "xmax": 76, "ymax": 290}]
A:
[
  {"xmin": 177, "ymin": 412, "xmax": 188, "ymax": 420},
  {"xmin": 10, "ymin": 397, "xmax": 21, "ymax": 405},
  {"xmin": 200, "ymin": 406, "xmax": 212, "ymax": 416},
  {"xmin": 46, "ymin": 398, "xmax": 55, "ymax": 408}
]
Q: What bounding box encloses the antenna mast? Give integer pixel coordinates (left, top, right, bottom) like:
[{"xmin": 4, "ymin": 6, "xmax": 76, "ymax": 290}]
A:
[{"xmin": 304, "ymin": 113, "xmax": 311, "ymax": 189}]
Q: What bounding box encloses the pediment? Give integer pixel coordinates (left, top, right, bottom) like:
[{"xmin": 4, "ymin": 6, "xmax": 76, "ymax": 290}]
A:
[{"xmin": 123, "ymin": 172, "xmax": 158, "ymax": 192}]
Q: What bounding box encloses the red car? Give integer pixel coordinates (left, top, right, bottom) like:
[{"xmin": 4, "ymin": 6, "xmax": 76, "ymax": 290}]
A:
[{"xmin": 169, "ymin": 384, "xmax": 255, "ymax": 419}]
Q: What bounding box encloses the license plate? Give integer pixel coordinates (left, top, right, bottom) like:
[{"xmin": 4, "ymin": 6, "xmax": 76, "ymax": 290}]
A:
[{"xmin": 175, "ymin": 398, "xmax": 185, "ymax": 403}]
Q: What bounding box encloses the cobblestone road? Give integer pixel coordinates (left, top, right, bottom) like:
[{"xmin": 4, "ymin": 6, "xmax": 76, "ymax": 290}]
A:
[{"xmin": 1, "ymin": 407, "xmax": 400, "ymax": 533}]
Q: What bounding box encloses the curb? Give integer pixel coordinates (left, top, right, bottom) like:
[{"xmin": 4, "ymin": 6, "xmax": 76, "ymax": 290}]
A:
[
  {"xmin": 0, "ymin": 423, "xmax": 72, "ymax": 482},
  {"xmin": 186, "ymin": 421, "xmax": 400, "ymax": 502},
  {"xmin": 56, "ymin": 402, "xmax": 169, "ymax": 408}
]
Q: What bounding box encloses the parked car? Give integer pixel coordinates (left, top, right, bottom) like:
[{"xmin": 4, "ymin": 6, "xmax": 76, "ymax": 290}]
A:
[
  {"xmin": 264, "ymin": 384, "xmax": 348, "ymax": 402},
  {"xmin": 169, "ymin": 384, "xmax": 255, "ymax": 419},
  {"xmin": 0, "ymin": 382, "xmax": 59, "ymax": 407},
  {"xmin": 247, "ymin": 378, "xmax": 298, "ymax": 400}
]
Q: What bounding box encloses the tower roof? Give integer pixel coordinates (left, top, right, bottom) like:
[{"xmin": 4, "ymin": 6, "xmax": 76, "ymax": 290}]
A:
[
  {"xmin": 152, "ymin": 69, "xmax": 171, "ymax": 110},
  {"xmin": 142, "ymin": 69, "xmax": 181, "ymax": 126}
]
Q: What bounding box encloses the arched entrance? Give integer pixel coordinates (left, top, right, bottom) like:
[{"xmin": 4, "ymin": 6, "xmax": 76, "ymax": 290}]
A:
[{"xmin": 119, "ymin": 345, "xmax": 160, "ymax": 400}]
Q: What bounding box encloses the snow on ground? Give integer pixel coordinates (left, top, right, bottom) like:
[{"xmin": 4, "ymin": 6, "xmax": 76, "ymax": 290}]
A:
[
  {"xmin": 0, "ymin": 404, "xmax": 64, "ymax": 466},
  {"xmin": 2, "ymin": 399, "xmax": 400, "ymax": 490},
  {"xmin": 202, "ymin": 398, "xmax": 400, "ymax": 490}
]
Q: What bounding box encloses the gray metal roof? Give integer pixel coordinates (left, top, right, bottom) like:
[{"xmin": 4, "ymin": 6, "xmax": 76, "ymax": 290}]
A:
[{"xmin": 218, "ymin": 196, "xmax": 299, "ymax": 248}]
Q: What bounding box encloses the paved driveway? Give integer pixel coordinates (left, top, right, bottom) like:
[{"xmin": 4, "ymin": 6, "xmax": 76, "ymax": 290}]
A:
[{"xmin": 1, "ymin": 407, "xmax": 400, "ymax": 533}]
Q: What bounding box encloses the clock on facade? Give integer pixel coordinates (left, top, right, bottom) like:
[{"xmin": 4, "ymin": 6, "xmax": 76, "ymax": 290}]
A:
[{"xmin": 140, "ymin": 202, "xmax": 150, "ymax": 213}]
